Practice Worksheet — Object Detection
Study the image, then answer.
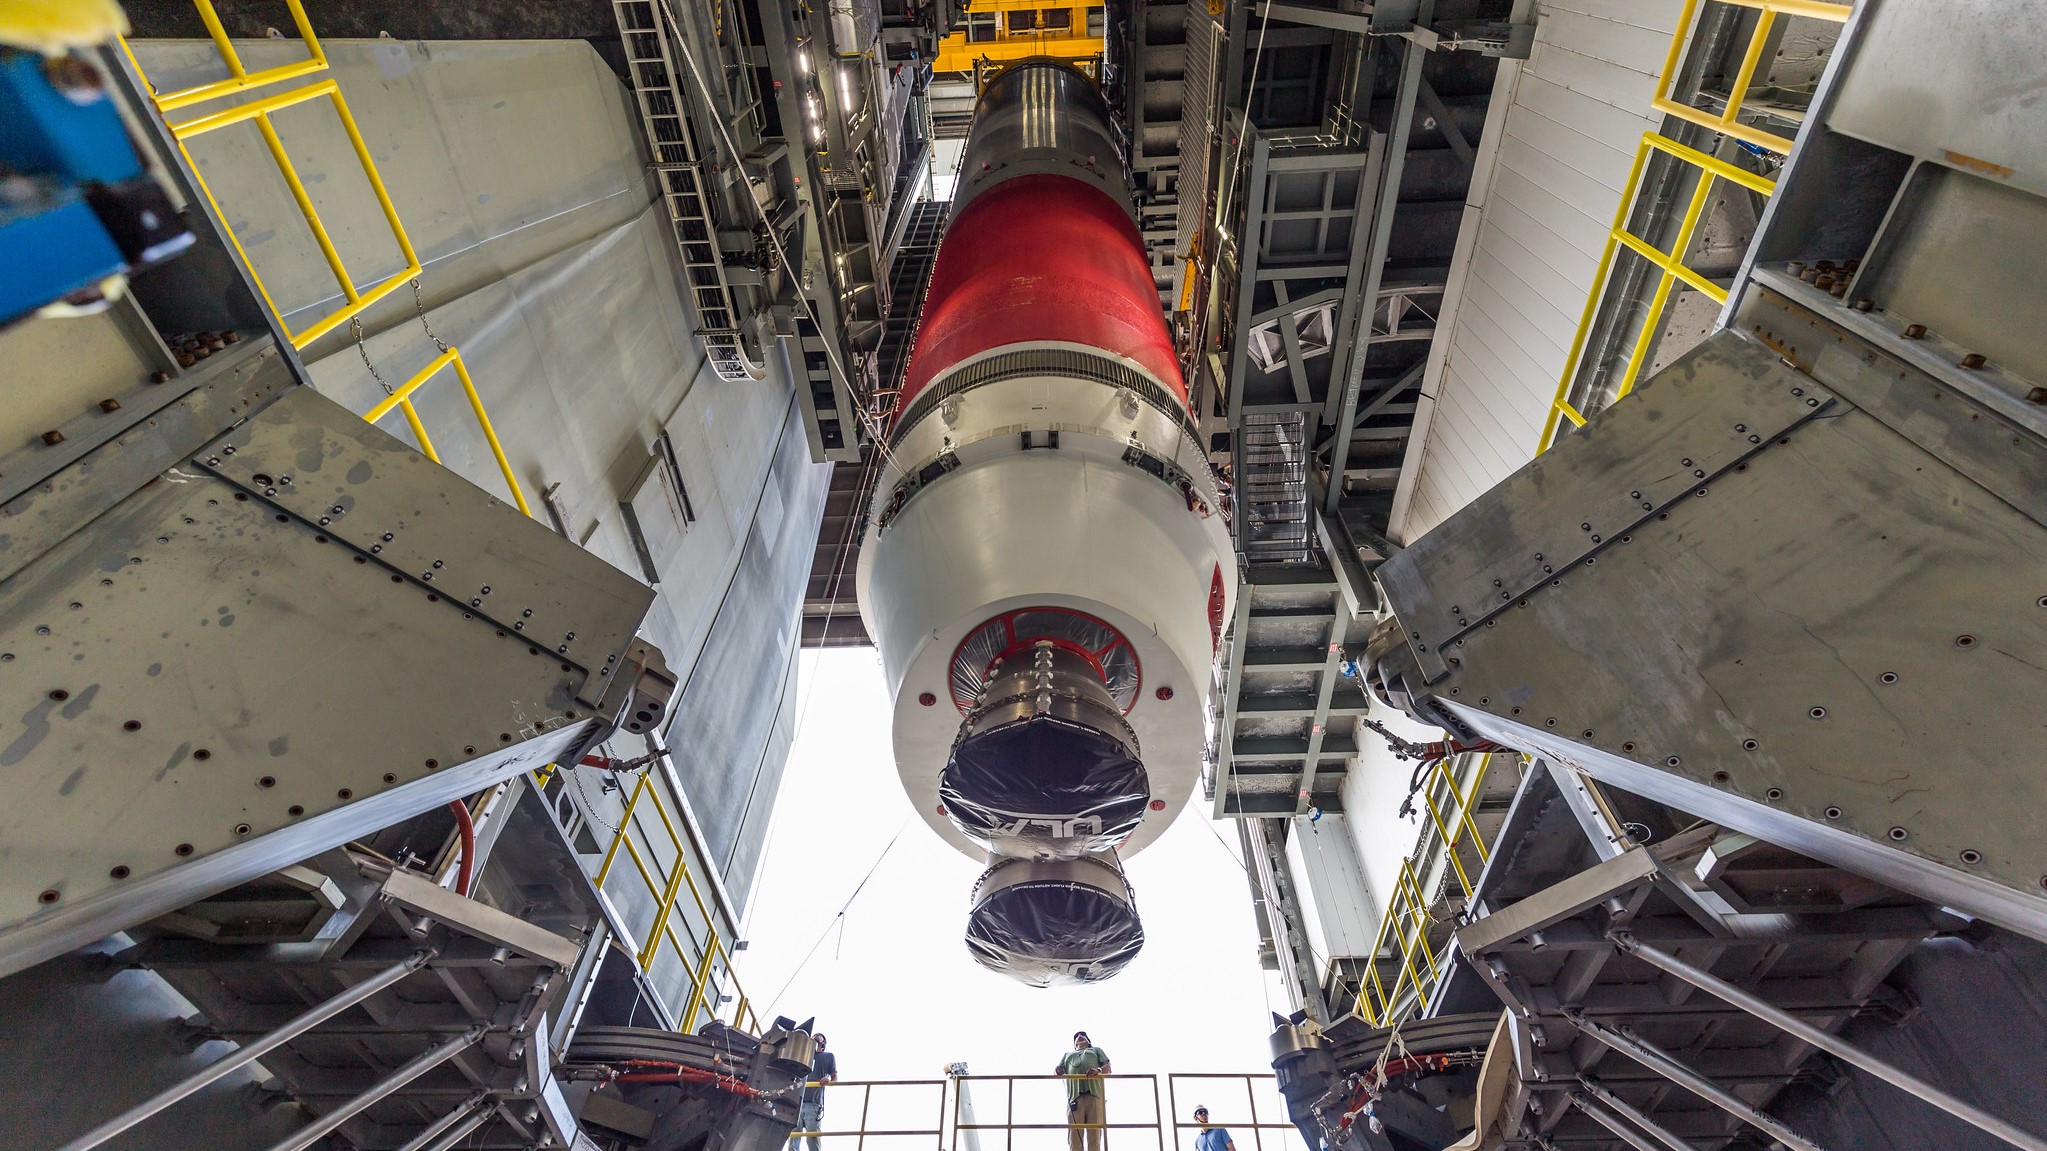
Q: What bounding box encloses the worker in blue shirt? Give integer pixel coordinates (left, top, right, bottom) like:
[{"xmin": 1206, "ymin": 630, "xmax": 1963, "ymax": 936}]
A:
[
  {"xmin": 1192, "ymin": 1106, "xmax": 1235, "ymax": 1151},
  {"xmin": 790, "ymin": 1033, "xmax": 838, "ymax": 1151}
]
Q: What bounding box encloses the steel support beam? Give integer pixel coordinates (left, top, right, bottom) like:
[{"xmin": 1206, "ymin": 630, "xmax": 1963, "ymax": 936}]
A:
[
  {"xmin": 1577, "ymin": 1078, "xmax": 1701, "ymax": 1151},
  {"xmin": 1614, "ymin": 932, "xmax": 2047, "ymax": 1151},
  {"xmin": 263, "ymin": 1024, "xmax": 488, "ymax": 1151},
  {"xmin": 392, "ymin": 1095, "xmax": 495, "ymax": 1151},
  {"xmin": 1568, "ymin": 1094, "xmax": 1676, "ymax": 1151},
  {"xmin": 1254, "ymin": 2, "xmax": 1374, "ymax": 34},
  {"xmin": 1226, "ymin": 134, "xmax": 1274, "ymax": 430},
  {"xmin": 55, "ymin": 951, "xmax": 434, "ymax": 1151},
  {"xmin": 1325, "ymin": 32, "xmax": 1427, "ymax": 513},
  {"xmin": 1416, "ymin": 76, "xmax": 1475, "ymax": 172},
  {"xmin": 1556, "ymin": 1008, "xmax": 1827, "ymax": 1151}
]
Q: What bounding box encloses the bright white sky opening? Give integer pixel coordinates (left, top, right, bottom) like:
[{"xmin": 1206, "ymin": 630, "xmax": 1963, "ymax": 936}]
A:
[{"xmin": 743, "ymin": 648, "xmax": 1302, "ymax": 1151}]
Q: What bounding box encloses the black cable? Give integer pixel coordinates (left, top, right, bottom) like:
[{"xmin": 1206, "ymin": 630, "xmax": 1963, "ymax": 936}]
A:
[{"xmin": 762, "ymin": 816, "xmax": 912, "ymax": 1017}]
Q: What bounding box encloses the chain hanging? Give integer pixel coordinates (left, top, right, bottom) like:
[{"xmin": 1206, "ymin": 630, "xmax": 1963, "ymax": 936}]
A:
[
  {"xmin": 411, "ymin": 276, "xmax": 449, "ymax": 354},
  {"xmin": 350, "ymin": 315, "xmax": 394, "ymax": 396}
]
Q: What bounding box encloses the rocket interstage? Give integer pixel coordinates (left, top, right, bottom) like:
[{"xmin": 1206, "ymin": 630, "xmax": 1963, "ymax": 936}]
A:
[{"xmin": 855, "ymin": 59, "xmax": 1235, "ymax": 986}]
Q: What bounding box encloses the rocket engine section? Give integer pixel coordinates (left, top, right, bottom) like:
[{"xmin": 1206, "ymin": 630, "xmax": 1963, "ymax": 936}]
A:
[
  {"xmin": 856, "ymin": 60, "xmax": 1235, "ymax": 986},
  {"xmin": 942, "ymin": 640, "xmax": 1149, "ymax": 860}
]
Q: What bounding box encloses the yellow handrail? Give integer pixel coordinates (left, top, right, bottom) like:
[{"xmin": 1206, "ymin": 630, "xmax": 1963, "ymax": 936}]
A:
[
  {"xmin": 123, "ymin": 1, "xmax": 534, "ymax": 518},
  {"xmin": 1651, "ymin": 0, "xmax": 1853, "ymax": 155},
  {"xmin": 1535, "ymin": 132, "xmax": 1775, "ymax": 450},
  {"xmin": 139, "ymin": 71, "xmax": 424, "ymax": 350},
  {"xmin": 149, "ymin": 0, "xmax": 327, "ymax": 112},
  {"xmin": 361, "ymin": 348, "xmax": 533, "ymax": 516},
  {"xmin": 595, "ymin": 772, "xmax": 761, "ymax": 1033},
  {"xmin": 1536, "ymin": 0, "xmax": 1851, "ymax": 452},
  {"xmin": 1355, "ymin": 753, "xmax": 1501, "ymax": 1026}
]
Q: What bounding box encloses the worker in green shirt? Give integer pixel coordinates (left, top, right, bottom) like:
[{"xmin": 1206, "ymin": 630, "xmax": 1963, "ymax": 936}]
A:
[{"xmin": 1057, "ymin": 1030, "xmax": 1112, "ymax": 1151}]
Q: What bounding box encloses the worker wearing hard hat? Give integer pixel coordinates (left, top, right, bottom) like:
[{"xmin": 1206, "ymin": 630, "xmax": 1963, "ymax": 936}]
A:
[
  {"xmin": 1057, "ymin": 1030, "xmax": 1112, "ymax": 1151},
  {"xmin": 1191, "ymin": 1107, "xmax": 1235, "ymax": 1151}
]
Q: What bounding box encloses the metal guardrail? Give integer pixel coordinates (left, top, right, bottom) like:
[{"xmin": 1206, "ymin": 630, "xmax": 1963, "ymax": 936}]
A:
[
  {"xmin": 1536, "ymin": 133, "xmax": 1778, "ymax": 449},
  {"xmin": 1651, "ymin": 0, "xmax": 1853, "ymax": 155},
  {"xmin": 791, "ymin": 1079, "xmax": 951, "ymax": 1151},
  {"xmin": 120, "ymin": 0, "xmax": 533, "ymax": 514},
  {"xmin": 1354, "ymin": 752, "xmax": 1500, "ymax": 1027},
  {"xmin": 1535, "ymin": 0, "xmax": 1852, "ymax": 451},
  {"xmin": 361, "ymin": 346, "xmax": 534, "ymax": 517},
  {"xmin": 594, "ymin": 771, "xmax": 759, "ymax": 1034},
  {"xmin": 791, "ymin": 1074, "xmax": 1298, "ymax": 1151}
]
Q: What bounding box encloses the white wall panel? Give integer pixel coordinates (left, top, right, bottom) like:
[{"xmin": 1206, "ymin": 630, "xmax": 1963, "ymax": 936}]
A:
[
  {"xmin": 1390, "ymin": 0, "xmax": 1685, "ymax": 541},
  {"xmin": 1283, "ymin": 814, "xmax": 1381, "ymax": 967}
]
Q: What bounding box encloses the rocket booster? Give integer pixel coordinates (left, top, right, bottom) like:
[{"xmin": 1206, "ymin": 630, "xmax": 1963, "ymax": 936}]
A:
[{"xmin": 856, "ymin": 60, "xmax": 1235, "ymax": 986}]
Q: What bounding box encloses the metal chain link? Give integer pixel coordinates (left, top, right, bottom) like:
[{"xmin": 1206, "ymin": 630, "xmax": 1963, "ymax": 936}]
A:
[
  {"xmin": 350, "ymin": 315, "xmax": 394, "ymax": 395},
  {"xmin": 410, "ymin": 276, "xmax": 449, "ymax": 354},
  {"xmin": 565, "ymin": 742, "xmax": 654, "ymax": 837}
]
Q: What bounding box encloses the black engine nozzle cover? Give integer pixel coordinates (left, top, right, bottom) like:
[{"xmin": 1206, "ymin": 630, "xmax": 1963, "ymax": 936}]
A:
[
  {"xmin": 964, "ymin": 855, "xmax": 1145, "ymax": 987},
  {"xmin": 940, "ymin": 643, "xmax": 1149, "ymax": 859}
]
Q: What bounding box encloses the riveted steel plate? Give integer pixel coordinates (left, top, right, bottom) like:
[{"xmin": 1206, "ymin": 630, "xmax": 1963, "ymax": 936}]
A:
[
  {"xmin": 192, "ymin": 387, "xmax": 652, "ymax": 704},
  {"xmin": 0, "ymin": 460, "xmax": 623, "ymax": 975},
  {"xmin": 1376, "ymin": 332, "xmax": 1836, "ymax": 681},
  {"xmin": 0, "ymin": 339, "xmax": 294, "ymax": 585},
  {"xmin": 1400, "ymin": 385, "xmax": 2047, "ymax": 937}
]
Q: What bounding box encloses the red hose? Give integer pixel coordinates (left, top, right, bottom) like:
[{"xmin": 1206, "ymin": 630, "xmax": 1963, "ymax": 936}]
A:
[
  {"xmin": 615, "ymin": 1060, "xmax": 761, "ymax": 1097},
  {"xmin": 449, "ymin": 799, "xmax": 476, "ymax": 896}
]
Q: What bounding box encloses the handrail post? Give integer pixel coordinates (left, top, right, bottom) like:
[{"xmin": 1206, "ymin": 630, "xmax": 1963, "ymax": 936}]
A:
[
  {"xmin": 682, "ymin": 930, "xmax": 718, "ymax": 1030},
  {"xmin": 1245, "ymin": 1075, "xmax": 1262, "ymax": 1151}
]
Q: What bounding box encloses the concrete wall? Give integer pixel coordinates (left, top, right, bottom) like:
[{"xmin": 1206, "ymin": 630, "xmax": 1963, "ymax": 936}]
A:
[{"xmin": 1387, "ymin": 0, "xmax": 1684, "ymax": 542}]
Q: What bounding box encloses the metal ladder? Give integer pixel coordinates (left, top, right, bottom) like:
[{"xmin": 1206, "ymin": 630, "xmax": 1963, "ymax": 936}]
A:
[
  {"xmin": 873, "ymin": 200, "xmax": 950, "ymax": 403},
  {"xmin": 612, "ymin": 0, "xmax": 763, "ymax": 381},
  {"xmin": 1238, "ymin": 412, "xmax": 1315, "ymax": 563}
]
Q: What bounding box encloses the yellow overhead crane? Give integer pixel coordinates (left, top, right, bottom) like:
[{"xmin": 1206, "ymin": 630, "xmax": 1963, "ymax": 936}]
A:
[{"xmin": 932, "ymin": 0, "xmax": 1105, "ymax": 77}]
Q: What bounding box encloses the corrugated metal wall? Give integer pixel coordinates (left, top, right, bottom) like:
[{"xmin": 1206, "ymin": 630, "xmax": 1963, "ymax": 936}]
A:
[{"xmin": 1388, "ymin": 0, "xmax": 1682, "ymax": 542}]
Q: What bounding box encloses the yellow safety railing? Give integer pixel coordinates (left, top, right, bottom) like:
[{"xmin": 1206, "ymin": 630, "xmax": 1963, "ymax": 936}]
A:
[
  {"xmin": 362, "ymin": 348, "xmax": 534, "ymax": 516},
  {"xmin": 144, "ymin": 0, "xmax": 327, "ymax": 112},
  {"xmin": 1536, "ymin": 133, "xmax": 1776, "ymax": 449},
  {"xmin": 122, "ymin": 0, "xmax": 533, "ymax": 515},
  {"xmin": 1535, "ymin": 0, "xmax": 1851, "ymax": 452},
  {"xmin": 1355, "ymin": 753, "xmax": 1499, "ymax": 1027},
  {"xmin": 1651, "ymin": 0, "xmax": 1853, "ymax": 155},
  {"xmin": 595, "ymin": 772, "xmax": 759, "ymax": 1034},
  {"xmin": 122, "ymin": 5, "xmax": 422, "ymax": 350}
]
